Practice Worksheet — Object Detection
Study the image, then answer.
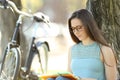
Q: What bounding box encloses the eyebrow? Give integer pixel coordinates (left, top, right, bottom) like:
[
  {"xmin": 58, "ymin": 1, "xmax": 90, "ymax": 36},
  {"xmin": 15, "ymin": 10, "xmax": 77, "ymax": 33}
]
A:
[{"xmin": 71, "ymin": 25, "xmax": 83, "ymax": 28}]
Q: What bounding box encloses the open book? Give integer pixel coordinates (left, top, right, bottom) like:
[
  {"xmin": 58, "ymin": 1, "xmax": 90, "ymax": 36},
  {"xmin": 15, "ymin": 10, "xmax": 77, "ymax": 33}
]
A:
[{"xmin": 39, "ymin": 72, "xmax": 77, "ymax": 80}]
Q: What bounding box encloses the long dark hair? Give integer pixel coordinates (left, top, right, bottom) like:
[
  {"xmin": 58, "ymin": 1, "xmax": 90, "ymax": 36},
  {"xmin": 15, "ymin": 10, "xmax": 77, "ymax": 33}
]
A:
[
  {"xmin": 68, "ymin": 9, "xmax": 118, "ymax": 67},
  {"xmin": 68, "ymin": 9, "xmax": 109, "ymax": 46}
]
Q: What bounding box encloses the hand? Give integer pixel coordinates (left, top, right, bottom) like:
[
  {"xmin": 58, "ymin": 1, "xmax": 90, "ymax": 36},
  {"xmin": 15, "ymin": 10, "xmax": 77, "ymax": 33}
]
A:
[
  {"xmin": 81, "ymin": 78, "xmax": 96, "ymax": 80},
  {"xmin": 74, "ymin": 76, "xmax": 96, "ymax": 80}
]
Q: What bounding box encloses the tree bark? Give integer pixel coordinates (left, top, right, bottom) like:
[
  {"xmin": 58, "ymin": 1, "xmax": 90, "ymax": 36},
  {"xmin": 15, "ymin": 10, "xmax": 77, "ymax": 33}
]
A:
[
  {"xmin": 0, "ymin": 0, "xmax": 27, "ymax": 65},
  {"xmin": 86, "ymin": 0, "xmax": 120, "ymax": 71}
]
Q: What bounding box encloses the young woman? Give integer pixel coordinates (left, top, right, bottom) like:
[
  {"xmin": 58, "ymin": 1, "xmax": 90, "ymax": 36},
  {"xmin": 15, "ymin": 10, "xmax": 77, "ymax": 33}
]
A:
[
  {"xmin": 48, "ymin": 9, "xmax": 117, "ymax": 80},
  {"xmin": 67, "ymin": 9, "xmax": 117, "ymax": 80}
]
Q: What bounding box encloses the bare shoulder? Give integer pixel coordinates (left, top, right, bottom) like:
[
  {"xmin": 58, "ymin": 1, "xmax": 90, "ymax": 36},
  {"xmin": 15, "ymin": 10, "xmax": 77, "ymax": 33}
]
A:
[
  {"xmin": 101, "ymin": 45, "xmax": 113, "ymax": 53},
  {"xmin": 101, "ymin": 45, "xmax": 112, "ymax": 51},
  {"xmin": 101, "ymin": 45, "xmax": 116, "ymax": 66}
]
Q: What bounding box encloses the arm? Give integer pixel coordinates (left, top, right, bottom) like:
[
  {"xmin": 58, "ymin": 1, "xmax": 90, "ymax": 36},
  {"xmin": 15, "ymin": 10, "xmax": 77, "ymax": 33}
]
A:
[{"xmin": 101, "ymin": 46, "xmax": 117, "ymax": 80}]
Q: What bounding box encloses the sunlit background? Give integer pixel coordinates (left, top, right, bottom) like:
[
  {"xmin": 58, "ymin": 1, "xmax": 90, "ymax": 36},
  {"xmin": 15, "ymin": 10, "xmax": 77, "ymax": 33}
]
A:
[
  {"xmin": 0, "ymin": 0, "xmax": 87, "ymax": 74},
  {"xmin": 21, "ymin": 0, "xmax": 87, "ymax": 73}
]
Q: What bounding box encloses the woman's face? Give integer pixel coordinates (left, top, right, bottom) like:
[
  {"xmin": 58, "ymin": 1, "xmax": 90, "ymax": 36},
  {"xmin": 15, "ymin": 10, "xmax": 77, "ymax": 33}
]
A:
[{"xmin": 71, "ymin": 18, "xmax": 89, "ymax": 41}]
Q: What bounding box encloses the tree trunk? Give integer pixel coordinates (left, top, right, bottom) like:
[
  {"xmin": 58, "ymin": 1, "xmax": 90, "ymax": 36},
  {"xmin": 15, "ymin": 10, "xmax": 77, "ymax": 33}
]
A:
[
  {"xmin": 0, "ymin": 0, "xmax": 28, "ymax": 65},
  {"xmin": 86, "ymin": 0, "xmax": 120, "ymax": 71}
]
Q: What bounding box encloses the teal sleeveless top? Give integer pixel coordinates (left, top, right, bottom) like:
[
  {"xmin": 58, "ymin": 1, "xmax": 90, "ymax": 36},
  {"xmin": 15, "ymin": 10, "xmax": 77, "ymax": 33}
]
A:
[{"xmin": 71, "ymin": 42, "xmax": 106, "ymax": 80}]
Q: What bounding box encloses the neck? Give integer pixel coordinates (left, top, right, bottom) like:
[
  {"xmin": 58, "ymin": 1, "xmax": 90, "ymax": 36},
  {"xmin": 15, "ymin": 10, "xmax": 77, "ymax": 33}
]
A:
[{"xmin": 82, "ymin": 38, "xmax": 95, "ymax": 46}]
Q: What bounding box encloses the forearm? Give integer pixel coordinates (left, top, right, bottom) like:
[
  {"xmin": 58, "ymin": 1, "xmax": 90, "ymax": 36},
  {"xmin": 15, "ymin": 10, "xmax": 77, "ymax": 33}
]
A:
[
  {"xmin": 81, "ymin": 78, "xmax": 96, "ymax": 80},
  {"xmin": 105, "ymin": 66, "xmax": 117, "ymax": 80},
  {"xmin": 74, "ymin": 76, "xmax": 96, "ymax": 80}
]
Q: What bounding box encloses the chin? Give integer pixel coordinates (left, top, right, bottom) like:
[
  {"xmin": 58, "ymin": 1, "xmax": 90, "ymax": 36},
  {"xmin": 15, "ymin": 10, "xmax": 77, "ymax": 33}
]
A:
[
  {"xmin": 78, "ymin": 37, "xmax": 86, "ymax": 41},
  {"xmin": 78, "ymin": 38, "xmax": 83, "ymax": 41}
]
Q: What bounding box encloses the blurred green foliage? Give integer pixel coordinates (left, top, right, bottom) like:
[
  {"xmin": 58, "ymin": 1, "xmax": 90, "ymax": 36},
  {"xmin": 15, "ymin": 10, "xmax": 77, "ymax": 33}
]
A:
[
  {"xmin": 66, "ymin": 0, "xmax": 87, "ymax": 12},
  {"xmin": 21, "ymin": 0, "xmax": 43, "ymax": 13},
  {"xmin": 21, "ymin": 0, "xmax": 87, "ymax": 13}
]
